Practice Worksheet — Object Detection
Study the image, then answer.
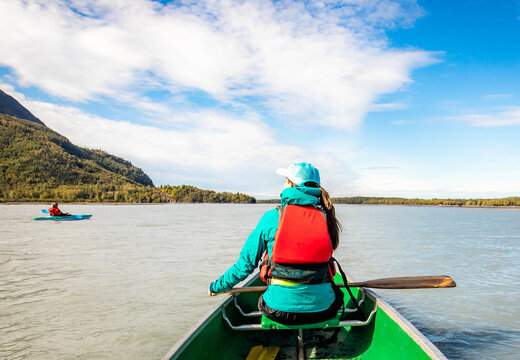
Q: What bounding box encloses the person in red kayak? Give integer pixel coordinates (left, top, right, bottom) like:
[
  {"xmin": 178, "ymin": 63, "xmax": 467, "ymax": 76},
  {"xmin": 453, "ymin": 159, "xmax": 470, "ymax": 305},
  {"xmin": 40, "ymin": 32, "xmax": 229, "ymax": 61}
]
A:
[{"xmin": 48, "ymin": 202, "xmax": 70, "ymax": 216}]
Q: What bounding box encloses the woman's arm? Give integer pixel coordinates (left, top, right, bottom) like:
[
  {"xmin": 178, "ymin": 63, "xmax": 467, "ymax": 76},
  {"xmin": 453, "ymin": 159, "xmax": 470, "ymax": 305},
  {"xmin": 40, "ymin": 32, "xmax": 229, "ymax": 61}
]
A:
[{"xmin": 210, "ymin": 209, "xmax": 279, "ymax": 293}]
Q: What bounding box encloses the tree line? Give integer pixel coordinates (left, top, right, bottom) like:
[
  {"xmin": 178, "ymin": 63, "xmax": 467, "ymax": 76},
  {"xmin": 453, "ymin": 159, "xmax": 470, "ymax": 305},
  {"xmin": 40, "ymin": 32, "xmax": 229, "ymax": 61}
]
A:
[
  {"xmin": 0, "ymin": 184, "xmax": 256, "ymax": 204},
  {"xmin": 331, "ymin": 196, "xmax": 520, "ymax": 207},
  {"xmin": 160, "ymin": 185, "xmax": 255, "ymax": 203},
  {"xmin": 258, "ymin": 196, "xmax": 520, "ymax": 207}
]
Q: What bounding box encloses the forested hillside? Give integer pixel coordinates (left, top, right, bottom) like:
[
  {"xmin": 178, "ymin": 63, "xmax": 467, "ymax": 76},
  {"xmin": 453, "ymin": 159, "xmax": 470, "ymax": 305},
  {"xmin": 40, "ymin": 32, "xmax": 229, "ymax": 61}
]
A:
[
  {"xmin": 0, "ymin": 114, "xmax": 256, "ymax": 203},
  {"xmin": 0, "ymin": 113, "xmax": 156, "ymax": 201}
]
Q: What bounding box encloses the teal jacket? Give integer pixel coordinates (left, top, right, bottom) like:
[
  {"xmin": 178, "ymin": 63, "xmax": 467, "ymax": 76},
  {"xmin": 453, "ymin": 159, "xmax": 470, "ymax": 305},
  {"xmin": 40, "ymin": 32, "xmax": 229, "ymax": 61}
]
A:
[{"xmin": 210, "ymin": 186, "xmax": 336, "ymax": 313}]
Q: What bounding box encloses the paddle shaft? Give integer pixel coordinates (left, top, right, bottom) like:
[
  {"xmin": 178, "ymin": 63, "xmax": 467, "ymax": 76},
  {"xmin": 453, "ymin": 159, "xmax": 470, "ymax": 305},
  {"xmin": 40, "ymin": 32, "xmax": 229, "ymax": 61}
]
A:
[{"xmin": 217, "ymin": 276, "xmax": 456, "ymax": 295}]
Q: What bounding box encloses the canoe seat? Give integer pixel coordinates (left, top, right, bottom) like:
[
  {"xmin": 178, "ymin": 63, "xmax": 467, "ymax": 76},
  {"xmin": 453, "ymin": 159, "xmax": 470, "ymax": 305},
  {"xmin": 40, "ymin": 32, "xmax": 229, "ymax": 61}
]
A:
[
  {"xmin": 261, "ymin": 315, "xmax": 340, "ymax": 330},
  {"xmin": 221, "ymin": 294, "xmax": 378, "ymax": 360},
  {"xmin": 221, "ymin": 296, "xmax": 377, "ymax": 331}
]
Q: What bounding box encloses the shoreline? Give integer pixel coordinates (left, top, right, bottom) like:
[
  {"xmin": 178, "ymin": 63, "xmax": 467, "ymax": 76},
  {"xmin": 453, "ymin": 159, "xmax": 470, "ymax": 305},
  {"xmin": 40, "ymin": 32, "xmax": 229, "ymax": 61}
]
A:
[
  {"xmin": 2, "ymin": 202, "xmax": 519, "ymax": 210},
  {"xmin": 0, "ymin": 202, "xmax": 167, "ymax": 205}
]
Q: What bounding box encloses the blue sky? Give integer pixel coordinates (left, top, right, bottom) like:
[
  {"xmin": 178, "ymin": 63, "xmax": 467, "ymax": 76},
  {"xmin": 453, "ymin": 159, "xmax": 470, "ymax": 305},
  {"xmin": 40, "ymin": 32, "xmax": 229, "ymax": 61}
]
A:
[{"xmin": 1, "ymin": 0, "xmax": 519, "ymax": 198}]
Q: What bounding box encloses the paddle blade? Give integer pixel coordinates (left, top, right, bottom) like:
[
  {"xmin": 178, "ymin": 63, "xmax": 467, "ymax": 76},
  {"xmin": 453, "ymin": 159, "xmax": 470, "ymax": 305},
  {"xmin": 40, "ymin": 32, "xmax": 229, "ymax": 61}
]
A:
[
  {"xmin": 346, "ymin": 275, "xmax": 456, "ymax": 289},
  {"xmin": 41, "ymin": 209, "xmax": 49, "ymax": 213}
]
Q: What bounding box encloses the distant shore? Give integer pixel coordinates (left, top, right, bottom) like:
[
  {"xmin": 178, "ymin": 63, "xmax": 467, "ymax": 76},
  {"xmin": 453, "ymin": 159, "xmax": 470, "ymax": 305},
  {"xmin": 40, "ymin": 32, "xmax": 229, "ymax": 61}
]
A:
[
  {"xmin": 4, "ymin": 201, "xmax": 520, "ymax": 210},
  {"xmin": 257, "ymin": 201, "xmax": 520, "ymax": 210},
  {"xmin": 1, "ymin": 202, "xmax": 164, "ymax": 205}
]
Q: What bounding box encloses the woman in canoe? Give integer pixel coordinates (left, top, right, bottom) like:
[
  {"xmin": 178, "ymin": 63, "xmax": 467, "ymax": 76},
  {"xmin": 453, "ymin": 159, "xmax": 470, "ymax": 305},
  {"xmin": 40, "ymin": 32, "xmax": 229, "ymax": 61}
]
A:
[
  {"xmin": 48, "ymin": 202, "xmax": 70, "ymax": 216},
  {"xmin": 209, "ymin": 162, "xmax": 344, "ymax": 325}
]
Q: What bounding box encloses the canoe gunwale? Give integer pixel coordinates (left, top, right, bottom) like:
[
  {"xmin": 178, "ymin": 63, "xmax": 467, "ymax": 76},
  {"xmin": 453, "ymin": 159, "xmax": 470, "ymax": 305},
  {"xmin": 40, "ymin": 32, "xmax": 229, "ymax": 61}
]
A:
[
  {"xmin": 362, "ymin": 285, "xmax": 448, "ymax": 360},
  {"xmin": 161, "ymin": 274, "xmax": 258, "ymax": 360}
]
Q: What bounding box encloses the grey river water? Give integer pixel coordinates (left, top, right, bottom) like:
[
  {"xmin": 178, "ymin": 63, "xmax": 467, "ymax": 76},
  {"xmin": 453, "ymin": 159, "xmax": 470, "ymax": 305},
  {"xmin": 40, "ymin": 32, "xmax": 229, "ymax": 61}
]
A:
[{"xmin": 1, "ymin": 204, "xmax": 519, "ymax": 359}]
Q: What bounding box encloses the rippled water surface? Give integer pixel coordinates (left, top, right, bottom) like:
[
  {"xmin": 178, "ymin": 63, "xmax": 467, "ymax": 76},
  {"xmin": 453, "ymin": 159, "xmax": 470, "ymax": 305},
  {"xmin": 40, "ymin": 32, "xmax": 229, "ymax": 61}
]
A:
[{"xmin": 1, "ymin": 204, "xmax": 519, "ymax": 359}]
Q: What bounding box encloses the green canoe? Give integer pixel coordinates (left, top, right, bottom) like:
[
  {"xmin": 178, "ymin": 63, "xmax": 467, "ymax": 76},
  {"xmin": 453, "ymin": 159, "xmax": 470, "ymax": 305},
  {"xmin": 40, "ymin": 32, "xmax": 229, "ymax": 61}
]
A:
[
  {"xmin": 32, "ymin": 215, "xmax": 92, "ymax": 221},
  {"xmin": 162, "ymin": 272, "xmax": 447, "ymax": 360}
]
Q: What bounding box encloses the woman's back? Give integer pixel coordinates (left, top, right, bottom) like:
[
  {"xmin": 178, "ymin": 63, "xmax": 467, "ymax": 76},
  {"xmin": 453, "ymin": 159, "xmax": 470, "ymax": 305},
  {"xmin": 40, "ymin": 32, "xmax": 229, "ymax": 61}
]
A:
[{"xmin": 210, "ymin": 162, "xmax": 343, "ymax": 325}]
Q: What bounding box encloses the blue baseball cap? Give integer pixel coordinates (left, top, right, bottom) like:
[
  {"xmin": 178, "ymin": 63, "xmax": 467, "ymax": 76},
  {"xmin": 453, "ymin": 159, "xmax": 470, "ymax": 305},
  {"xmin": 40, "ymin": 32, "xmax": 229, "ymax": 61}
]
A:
[{"xmin": 276, "ymin": 162, "xmax": 321, "ymax": 186}]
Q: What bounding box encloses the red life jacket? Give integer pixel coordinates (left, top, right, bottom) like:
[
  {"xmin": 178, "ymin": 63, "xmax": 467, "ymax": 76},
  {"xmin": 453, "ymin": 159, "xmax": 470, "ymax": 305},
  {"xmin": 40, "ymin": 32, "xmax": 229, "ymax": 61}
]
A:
[
  {"xmin": 260, "ymin": 205, "xmax": 334, "ymax": 284},
  {"xmin": 48, "ymin": 207, "xmax": 63, "ymax": 216}
]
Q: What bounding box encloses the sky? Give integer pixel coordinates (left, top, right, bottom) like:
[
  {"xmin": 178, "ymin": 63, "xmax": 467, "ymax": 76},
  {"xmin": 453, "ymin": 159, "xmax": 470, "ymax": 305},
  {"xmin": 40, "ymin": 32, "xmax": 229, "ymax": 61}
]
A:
[{"xmin": 1, "ymin": 0, "xmax": 519, "ymax": 199}]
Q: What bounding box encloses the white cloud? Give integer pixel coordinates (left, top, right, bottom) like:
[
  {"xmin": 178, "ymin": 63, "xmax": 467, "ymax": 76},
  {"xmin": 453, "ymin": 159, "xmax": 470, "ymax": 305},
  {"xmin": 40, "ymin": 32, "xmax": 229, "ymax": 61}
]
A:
[
  {"xmin": 453, "ymin": 107, "xmax": 520, "ymax": 127},
  {"xmin": 1, "ymin": 83, "xmax": 358, "ymax": 195},
  {"xmin": 0, "ymin": 1, "xmax": 443, "ymax": 196},
  {"xmin": 370, "ymin": 103, "xmax": 410, "ymax": 112},
  {"xmin": 0, "ymin": 0, "xmax": 435, "ymax": 129},
  {"xmin": 350, "ymin": 170, "xmax": 520, "ymax": 198},
  {"xmin": 25, "ymin": 100, "xmax": 302, "ymax": 185}
]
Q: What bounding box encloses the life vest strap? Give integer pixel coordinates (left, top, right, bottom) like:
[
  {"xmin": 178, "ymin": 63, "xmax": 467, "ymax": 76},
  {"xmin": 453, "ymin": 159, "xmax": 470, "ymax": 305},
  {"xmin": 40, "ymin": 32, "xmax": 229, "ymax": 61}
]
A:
[
  {"xmin": 262, "ymin": 259, "xmax": 335, "ymax": 284},
  {"xmin": 269, "ymin": 278, "xmax": 302, "ymax": 286}
]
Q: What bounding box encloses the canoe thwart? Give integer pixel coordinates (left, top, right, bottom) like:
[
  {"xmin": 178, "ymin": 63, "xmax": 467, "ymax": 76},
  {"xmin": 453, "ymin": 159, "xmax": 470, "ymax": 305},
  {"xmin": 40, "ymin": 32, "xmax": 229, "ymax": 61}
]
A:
[
  {"xmin": 221, "ymin": 291, "xmax": 377, "ymax": 331},
  {"xmin": 233, "ymin": 296, "xmax": 261, "ymax": 317}
]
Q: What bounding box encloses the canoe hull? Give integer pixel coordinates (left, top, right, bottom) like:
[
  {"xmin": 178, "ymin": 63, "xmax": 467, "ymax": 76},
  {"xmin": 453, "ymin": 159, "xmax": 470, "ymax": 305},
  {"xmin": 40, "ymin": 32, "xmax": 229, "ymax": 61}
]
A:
[
  {"xmin": 163, "ymin": 272, "xmax": 447, "ymax": 360},
  {"xmin": 32, "ymin": 215, "xmax": 92, "ymax": 221}
]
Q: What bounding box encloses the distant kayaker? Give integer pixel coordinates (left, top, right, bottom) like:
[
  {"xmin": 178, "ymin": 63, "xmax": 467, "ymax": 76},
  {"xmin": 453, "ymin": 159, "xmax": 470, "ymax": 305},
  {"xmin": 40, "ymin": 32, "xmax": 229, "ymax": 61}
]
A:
[
  {"xmin": 48, "ymin": 202, "xmax": 70, "ymax": 216},
  {"xmin": 209, "ymin": 162, "xmax": 344, "ymax": 325}
]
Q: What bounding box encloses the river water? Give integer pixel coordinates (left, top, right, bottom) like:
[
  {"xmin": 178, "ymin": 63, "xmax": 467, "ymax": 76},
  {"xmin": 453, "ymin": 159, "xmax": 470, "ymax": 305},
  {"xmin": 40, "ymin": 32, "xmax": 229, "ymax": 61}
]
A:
[{"xmin": 1, "ymin": 204, "xmax": 519, "ymax": 359}]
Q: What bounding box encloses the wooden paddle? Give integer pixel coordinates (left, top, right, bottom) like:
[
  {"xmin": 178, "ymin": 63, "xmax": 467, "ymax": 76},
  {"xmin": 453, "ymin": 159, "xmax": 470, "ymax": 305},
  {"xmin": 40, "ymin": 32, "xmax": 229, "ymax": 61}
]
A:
[{"xmin": 215, "ymin": 275, "xmax": 456, "ymax": 295}]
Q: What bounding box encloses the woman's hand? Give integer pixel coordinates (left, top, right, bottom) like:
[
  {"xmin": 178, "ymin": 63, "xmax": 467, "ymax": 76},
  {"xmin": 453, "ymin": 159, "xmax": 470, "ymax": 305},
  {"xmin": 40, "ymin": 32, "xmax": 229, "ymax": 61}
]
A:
[{"xmin": 208, "ymin": 283, "xmax": 217, "ymax": 296}]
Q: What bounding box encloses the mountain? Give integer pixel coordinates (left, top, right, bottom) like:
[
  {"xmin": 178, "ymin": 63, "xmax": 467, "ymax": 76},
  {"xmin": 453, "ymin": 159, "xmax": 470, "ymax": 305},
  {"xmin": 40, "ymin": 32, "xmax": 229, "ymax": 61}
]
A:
[
  {"xmin": 0, "ymin": 113, "xmax": 156, "ymax": 201},
  {"xmin": 0, "ymin": 89, "xmax": 255, "ymax": 204},
  {"xmin": 0, "ymin": 88, "xmax": 158, "ymax": 202},
  {"xmin": 0, "ymin": 89, "xmax": 45, "ymax": 125}
]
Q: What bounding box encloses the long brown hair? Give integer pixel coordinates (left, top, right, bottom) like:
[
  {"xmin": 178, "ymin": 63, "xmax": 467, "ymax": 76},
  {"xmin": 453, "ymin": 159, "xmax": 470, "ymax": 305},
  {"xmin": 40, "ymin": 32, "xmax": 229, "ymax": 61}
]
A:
[
  {"xmin": 317, "ymin": 184, "xmax": 342, "ymax": 250},
  {"xmin": 286, "ymin": 179, "xmax": 342, "ymax": 250}
]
